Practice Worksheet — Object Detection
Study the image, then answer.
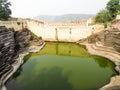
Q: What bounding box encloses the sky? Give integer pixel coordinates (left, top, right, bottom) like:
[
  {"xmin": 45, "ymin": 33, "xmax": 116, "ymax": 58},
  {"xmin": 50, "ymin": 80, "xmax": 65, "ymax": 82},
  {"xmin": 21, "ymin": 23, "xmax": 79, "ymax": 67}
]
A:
[{"xmin": 8, "ymin": 0, "xmax": 109, "ymax": 18}]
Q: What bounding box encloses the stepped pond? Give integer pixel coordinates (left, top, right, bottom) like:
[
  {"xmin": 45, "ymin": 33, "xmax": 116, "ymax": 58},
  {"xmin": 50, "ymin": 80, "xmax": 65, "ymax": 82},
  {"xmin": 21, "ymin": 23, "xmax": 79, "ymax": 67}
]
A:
[{"xmin": 6, "ymin": 42, "xmax": 117, "ymax": 90}]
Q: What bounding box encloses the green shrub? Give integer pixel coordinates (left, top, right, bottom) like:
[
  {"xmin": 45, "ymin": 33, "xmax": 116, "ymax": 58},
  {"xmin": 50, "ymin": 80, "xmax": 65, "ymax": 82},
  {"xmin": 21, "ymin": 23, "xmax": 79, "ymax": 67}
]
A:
[{"xmin": 95, "ymin": 9, "xmax": 112, "ymax": 23}]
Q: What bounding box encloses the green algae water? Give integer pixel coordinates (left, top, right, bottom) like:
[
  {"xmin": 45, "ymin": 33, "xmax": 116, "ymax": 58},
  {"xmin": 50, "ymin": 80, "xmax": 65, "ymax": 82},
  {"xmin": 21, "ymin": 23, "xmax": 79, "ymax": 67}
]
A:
[{"xmin": 7, "ymin": 42, "xmax": 117, "ymax": 90}]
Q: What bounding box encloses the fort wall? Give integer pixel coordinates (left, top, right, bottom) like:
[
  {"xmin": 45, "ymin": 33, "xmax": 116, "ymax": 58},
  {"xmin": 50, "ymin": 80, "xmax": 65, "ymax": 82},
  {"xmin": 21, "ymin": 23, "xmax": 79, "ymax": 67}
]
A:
[
  {"xmin": 26, "ymin": 20, "xmax": 92, "ymax": 42},
  {"xmin": 0, "ymin": 18, "xmax": 104, "ymax": 42}
]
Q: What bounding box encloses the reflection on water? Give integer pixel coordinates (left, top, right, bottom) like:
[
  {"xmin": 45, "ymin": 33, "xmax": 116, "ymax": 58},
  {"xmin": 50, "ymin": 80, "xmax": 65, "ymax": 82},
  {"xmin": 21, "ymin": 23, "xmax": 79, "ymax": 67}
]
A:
[
  {"xmin": 6, "ymin": 42, "xmax": 117, "ymax": 90},
  {"xmin": 22, "ymin": 67, "xmax": 73, "ymax": 90}
]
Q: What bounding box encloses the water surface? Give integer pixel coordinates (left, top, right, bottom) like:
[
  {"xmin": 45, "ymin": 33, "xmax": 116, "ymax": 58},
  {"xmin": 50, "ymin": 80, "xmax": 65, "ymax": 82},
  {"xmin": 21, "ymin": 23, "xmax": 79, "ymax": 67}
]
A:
[{"xmin": 7, "ymin": 42, "xmax": 117, "ymax": 90}]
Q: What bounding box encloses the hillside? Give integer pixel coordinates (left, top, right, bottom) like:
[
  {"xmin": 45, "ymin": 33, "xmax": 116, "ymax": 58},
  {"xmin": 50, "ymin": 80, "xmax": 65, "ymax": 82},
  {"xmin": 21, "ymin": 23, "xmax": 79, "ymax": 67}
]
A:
[{"xmin": 34, "ymin": 14, "xmax": 94, "ymax": 22}]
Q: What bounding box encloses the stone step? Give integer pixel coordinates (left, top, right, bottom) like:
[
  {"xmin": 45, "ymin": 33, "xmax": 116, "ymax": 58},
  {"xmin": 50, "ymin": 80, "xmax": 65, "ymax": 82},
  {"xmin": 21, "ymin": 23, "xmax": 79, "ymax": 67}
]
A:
[
  {"xmin": 0, "ymin": 33, "xmax": 13, "ymax": 39},
  {"xmin": 0, "ymin": 30, "xmax": 13, "ymax": 34},
  {"xmin": 0, "ymin": 63, "xmax": 6, "ymax": 69},
  {"xmin": 94, "ymin": 44, "xmax": 120, "ymax": 55},
  {"xmin": 1, "ymin": 48, "xmax": 13, "ymax": 54},
  {"xmin": 1, "ymin": 56, "xmax": 13, "ymax": 63},
  {"xmin": 0, "ymin": 26, "xmax": 11, "ymax": 33},
  {"xmin": 0, "ymin": 65, "xmax": 12, "ymax": 78},
  {"xmin": 0, "ymin": 50, "xmax": 14, "ymax": 56},
  {"xmin": 0, "ymin": 65, "xmax": 13, "ymax": 81},
  {"xmin": 0, "ymin": 26, "xmax": 7, "ymax": 31},
  {"xmin": 91, "ymin": 44, "xmax": 120, "ymax": 61},
  {"xmin": 0, "ymin": 36, "xmax": 14, "ymax": 42},
  {"xmin": 0, "ymin": 64, "xmax": 8, "ymax": 72},
  {"xmin": 93, "ymin": 45, "xmax": 117, "ymax": 55}
]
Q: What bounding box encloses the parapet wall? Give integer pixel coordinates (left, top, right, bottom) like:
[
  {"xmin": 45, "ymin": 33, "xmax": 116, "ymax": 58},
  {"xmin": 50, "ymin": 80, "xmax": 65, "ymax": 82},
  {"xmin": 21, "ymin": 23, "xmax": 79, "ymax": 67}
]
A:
[
  {"xmin": 26, "ymin": 19, "xmax": 93, "ymax": 42},
  {"xmin": 0, "ymin": 18, "xmax": 105, "ymax": 42}
]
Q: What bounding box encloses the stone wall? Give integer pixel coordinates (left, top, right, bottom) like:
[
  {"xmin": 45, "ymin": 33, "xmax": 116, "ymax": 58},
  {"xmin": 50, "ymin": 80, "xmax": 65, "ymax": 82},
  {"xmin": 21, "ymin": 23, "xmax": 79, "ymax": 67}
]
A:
[{"xmin": 0, "ymin": 26, "xmax": 15, "ymax": 79}]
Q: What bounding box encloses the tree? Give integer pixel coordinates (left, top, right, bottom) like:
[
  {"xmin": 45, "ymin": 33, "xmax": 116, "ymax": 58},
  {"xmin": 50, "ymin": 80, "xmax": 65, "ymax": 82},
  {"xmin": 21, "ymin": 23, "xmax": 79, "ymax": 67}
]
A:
[
  {"xmin": 106, "ymin": 0, "xmax": 120, "ymax": 19},
  {"xmin": 0, "ymin": 0, "xmax": 11, "ymax": 19},
  {"xmin": 95, "ymin": 9, "xmax": 112, "ymax": 23}
]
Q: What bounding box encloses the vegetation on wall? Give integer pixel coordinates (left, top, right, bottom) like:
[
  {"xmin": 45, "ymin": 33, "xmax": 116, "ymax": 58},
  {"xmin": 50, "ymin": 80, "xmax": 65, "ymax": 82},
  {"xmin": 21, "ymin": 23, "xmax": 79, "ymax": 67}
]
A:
[
  {"xmin": 0, "ymin": 0, "xmax": 11, "ymax": 20},
  {"xmin": 95, "ymin": 0, "xmax": 120, "ymax": 23}
]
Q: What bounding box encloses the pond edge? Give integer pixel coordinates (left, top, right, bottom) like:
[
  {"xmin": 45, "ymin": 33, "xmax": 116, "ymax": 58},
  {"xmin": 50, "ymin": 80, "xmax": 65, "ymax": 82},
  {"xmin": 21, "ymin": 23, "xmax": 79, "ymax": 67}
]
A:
[
  {"xmin": 1, "ymin": 41, "xmax": 120, "ymax": 90},
  {"xmin": 79, "ymin": 42, "xmax": 120, "ymax": 90}
]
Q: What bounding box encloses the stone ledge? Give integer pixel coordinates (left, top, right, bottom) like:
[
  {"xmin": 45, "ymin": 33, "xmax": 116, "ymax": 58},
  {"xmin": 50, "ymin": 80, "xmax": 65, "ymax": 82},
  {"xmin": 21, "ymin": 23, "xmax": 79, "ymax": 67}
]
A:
[{"xmin": 100, "ymin": 76, "xmax": 120, "ymax": 90}]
